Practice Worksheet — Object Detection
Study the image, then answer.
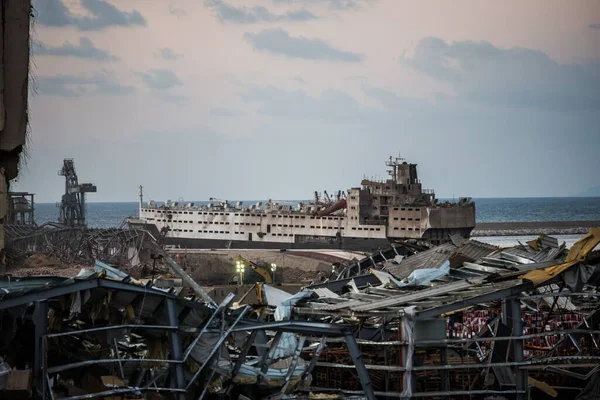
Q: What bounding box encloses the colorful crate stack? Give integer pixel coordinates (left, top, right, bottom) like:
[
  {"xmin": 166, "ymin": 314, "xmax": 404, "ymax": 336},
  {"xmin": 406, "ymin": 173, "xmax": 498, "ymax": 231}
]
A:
[
  {"xmin": 446, "ymin": 309, "xmax": 583, "ymax": 348},
  {"xmin": 446, "ymin": 309, "xmax": 499, "ymax": 339}
]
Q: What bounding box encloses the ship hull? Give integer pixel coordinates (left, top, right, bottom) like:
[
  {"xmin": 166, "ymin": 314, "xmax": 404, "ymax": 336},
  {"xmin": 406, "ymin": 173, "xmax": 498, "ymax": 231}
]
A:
[
  {"xmin": 127, "ymin": 219, "xmax": 473, "ymax": 251},
  {"xmin": 162, "ymin": 236, "xmax": 392, "ymax": 251},
  {"xmin": 127, "ymin": 219, "xmax": 391, "ymax": 251}
]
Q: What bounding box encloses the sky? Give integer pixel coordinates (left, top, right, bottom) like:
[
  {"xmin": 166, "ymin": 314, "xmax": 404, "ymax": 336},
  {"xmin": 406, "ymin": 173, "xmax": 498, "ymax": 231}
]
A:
[{"xmin": 14, "ymin": 0, "xmax": 600, "ymax": 202}]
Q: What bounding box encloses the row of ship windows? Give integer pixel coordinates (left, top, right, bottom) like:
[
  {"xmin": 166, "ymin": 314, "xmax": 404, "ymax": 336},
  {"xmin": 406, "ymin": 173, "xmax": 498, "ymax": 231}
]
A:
[
  {"xmin": 172, "ymin": 229, "xmax": 246, "ymax": 234},
  {"xmin": 170, "ymin": 229, "xmax": 299, "ymax": 237},
  {"xmin": 393, "ymin": 217, "xmax": 421, "ymax": 221},
  {"xmin": 346, "ymin": 203, "xmax": 419, "ymax": 213},
  {"xmin": 144, "ymin": 210, "xmax": 342, "ymax": 220},
  {"xmin": 168, "ymin": 230, "xmax": 387, "ymax": 239},
  {"xmin": 174, "ymin": 226, "xmax": 411, "ymax": 232},
  {"xmin": 158, "ymin": 220, "xmax": 344, "ymax": 229}
]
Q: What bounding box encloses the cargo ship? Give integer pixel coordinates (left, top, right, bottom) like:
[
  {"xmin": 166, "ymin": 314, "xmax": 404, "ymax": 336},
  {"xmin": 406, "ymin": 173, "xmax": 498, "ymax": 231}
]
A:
[{"xmin": 127, "ymin": 157, "xmax": 476, "ymax": 250}]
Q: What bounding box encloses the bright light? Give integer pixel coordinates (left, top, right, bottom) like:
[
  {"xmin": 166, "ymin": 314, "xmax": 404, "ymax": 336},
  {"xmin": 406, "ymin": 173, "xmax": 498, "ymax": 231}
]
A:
[
  {"xmin": 270, "ymin": 263, "xmax": 277, "ymax": 271},
  {"xmin": 235, "ymin": 260, "xmax": 245, "ymax": 273}
]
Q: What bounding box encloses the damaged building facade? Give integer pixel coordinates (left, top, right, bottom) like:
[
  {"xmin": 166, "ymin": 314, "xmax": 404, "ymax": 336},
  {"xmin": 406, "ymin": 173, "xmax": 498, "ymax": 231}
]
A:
[{"xmin": 0, "ymin": 0, "xmax": 32, "ymax": 271}]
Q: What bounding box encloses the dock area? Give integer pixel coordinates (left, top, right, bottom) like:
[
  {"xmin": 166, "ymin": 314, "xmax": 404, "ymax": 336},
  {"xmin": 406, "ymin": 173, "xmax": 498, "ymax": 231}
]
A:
[{"xmin": 473, "ymin": 220, "xmax": 600, "ymax": 236}]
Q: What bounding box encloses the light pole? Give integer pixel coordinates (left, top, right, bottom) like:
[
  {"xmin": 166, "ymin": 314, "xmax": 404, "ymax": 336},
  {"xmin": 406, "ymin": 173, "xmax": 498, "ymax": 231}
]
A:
[
  {"xmin": 235, "ymin": 260, "xmax": 245, "ymax": 286},
  {"xmin": 270, "ymin": 263, "xmax": 277, "ymax": 283}
]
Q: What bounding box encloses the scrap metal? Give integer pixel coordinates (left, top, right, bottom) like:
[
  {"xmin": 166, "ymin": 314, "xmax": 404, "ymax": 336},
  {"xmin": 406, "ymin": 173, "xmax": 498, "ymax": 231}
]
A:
[{"xmin": 1, "ymin": 227, "xmax": 599, "ymax": 399}]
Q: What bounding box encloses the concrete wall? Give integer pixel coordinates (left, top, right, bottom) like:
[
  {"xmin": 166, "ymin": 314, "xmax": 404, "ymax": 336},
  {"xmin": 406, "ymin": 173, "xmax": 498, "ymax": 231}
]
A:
[{"xmin": 0, "ymin": 0, "xmax": 31, "ymax": 269}]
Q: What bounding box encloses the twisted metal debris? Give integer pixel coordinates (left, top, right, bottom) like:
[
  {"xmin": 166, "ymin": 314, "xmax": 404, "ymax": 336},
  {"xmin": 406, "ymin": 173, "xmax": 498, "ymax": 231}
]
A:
[{"xmin": 4, "ymin": 222, "xmax": 160, "ymax": 267}]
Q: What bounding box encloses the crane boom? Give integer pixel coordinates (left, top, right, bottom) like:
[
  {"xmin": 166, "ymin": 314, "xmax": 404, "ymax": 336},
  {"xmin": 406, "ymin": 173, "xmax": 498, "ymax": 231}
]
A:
[{"xmin": 233, "ymin": 255, "xmax": 274, "ymax": 284}]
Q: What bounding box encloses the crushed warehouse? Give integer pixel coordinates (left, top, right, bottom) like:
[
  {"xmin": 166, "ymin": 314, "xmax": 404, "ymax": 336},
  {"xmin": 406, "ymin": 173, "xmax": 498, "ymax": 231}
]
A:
[{"xmin": 0, "ymin": 226, "xmax": 599, "ymax": 399}]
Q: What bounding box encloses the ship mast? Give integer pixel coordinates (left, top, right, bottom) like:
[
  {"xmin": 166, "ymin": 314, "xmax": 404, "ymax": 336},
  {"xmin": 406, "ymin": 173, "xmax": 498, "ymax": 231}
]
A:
[{"xmin": 138, "ymin": 185, "xmax": 143, "ymax": 215}]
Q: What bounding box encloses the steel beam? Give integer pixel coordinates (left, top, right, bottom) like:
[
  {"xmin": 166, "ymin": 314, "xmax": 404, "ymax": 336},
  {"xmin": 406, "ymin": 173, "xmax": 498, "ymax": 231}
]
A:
[
  {"xmin": 0, "ymin": 279, "xmax": 99, "ymax": 310},
  {"xmin": 301, "ymin": 336, "xmax": 326, "ymax": 384},
  {"xmin": 162, "ymin": 254, "xmax": 217, "ymax": 307},
  {"xmin": 303, "ymin": 388, "xmax": 525, "ymax": 398},
  {"xmin": 60, "ymin": 387, "xmax": 186, "ymax": 400},
  {"xmin": 315, "ymin": 356, "xmax": 600, "ymax": 372},
  {"xmin": 33, "ymin": 301, "xmax": 48, "ymax": 397},
  {"xmin": 281, "ymin": 335, "xmax": 307, "ymax": 394},
  {"xmin": 182, "ymin": 292, "xmax": 235, "ymax": 362},
  {"xmin": 186, "ymin": 306, "xmax": 249, "ymax": 391},
  {"xmin": 254, "ymin": 330, "xmax": 268, "ymax": 358},
  {"xmin": 259, "ymin": 331, "xmax": 283, "ymax": 377},
  {"xmin": 417, "ymin": 282, "xmax": 530, "ymax": 319},
  {"xmin": 344, "ymin": 332, "xmax": 375, "ymax": 400},
  {"xmin": 47, "ymin": 324, "xmax": 177, "ymax": 338},
  {"xmin": 48, "ymin": 359, "xmax": 183, "ymax": 374},
  {"xmin": 509, "ymin": 297, "xmax": 527, "ymax": 400},
  {"xmin": 233, "ymin": 320, "xmax": 354, "ymax": 336},
  {"xmin": 232, "ymin": 330, "xmax": 258, "ymax": 378},
  {"xmin": 165, "ymin": 298, "xmax": 185, "ymax": 399},
  {"xmin": 0, "ymin": 278, "xmax": 199, "ymax": 311},
  {"xmin": 306, "ymin": 274, "xmax": 381, "ymax": 293}
]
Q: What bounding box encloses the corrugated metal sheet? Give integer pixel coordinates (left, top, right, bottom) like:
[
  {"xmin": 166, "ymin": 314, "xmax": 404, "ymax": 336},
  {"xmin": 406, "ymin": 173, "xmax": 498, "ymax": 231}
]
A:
[
  {"xmin": 540, "ymin": 235, "xmax": 560, "ymax": 249},
  {"xmin": 313, "ymin": 288, "xmax": 339, "ymax": 298},
  {"xmin": 386, "ymin": 243, "xmax": 457, "ymax": 278},
  {"xmin": 457, "ymin": 241, "xmax": 498, "ymax": 261},
  {"xmin": 387, "ymin": 240, "xmax": 497, "ymax": 278}
]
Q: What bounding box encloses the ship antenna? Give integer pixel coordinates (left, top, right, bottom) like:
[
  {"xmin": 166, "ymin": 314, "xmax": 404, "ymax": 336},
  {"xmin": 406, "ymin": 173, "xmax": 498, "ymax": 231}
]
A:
[{"xmin": 139, "ymin": 185, "xmax": 143, "ymax": 214}]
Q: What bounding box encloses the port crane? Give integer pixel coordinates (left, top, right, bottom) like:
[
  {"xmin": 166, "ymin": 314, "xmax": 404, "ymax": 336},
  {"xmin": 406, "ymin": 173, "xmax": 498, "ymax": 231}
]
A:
[{"xmin": 58, "ymin": 158, "xmax": 97, "ymax": 227}]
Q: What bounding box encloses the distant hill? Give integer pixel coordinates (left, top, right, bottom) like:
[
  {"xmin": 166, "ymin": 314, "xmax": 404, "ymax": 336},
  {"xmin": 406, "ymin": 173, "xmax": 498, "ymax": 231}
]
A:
[{"xmin": 578, "ymin": 185, "xmax": 600, "ymax": 197}]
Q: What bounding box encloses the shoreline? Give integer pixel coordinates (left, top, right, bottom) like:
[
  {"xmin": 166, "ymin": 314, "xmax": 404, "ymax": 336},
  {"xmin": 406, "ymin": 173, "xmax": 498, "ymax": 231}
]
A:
[{"xmin": 472, "ymin": 220, "xmax": 599, "ymax": 236}]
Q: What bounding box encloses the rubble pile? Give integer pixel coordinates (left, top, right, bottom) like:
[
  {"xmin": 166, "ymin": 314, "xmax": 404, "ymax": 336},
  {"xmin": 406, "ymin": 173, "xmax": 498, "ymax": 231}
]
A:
[
  {"xmin": 0, "ymin": 228, "xmax": 599, "ymax": 399},
  {"xmin": 4, "ymin": 253, "xmax": 89, "ymax": 277}
]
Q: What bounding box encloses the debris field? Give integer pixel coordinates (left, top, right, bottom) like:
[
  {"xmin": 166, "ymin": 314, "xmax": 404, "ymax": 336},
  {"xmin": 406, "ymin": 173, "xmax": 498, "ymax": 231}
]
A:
[{"xmin": 0, "ymin": 224, "xmax": 599, "ymax": 400}]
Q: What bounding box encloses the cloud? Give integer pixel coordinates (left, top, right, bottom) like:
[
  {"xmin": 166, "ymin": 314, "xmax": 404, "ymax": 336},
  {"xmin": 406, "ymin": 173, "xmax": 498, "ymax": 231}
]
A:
[
  {"xmin": 345, "ymin": 75, "xmax": 368, "ymax": 82},
  {"xmin": 36, "ymin": 71, "xmax": 134, "ymax": 97},
  {"xmin": 363, "ymin": 86, "xmax": 431, "ymax": 111},
  {"xmin": 34, "ymin": 37, "xmax": 119, "ymax": 61},
  {"xmin": 210, "ymin": 107, "xmax": 240, "ymax": 116},
  {"xmin": 169, "ymin": 3, "xmax": 186, "ymax": 17},
  {"xmin": 590, "ymin": 23, "xmax": 600, "ymax": 29},
  {"xmin": 138, "ymin": 69, "xmax": 182, "ymax": 90},
  {"xmin": 33, "ymin": 0, "xmax": 146, "ymax": 31},
  {"xmin": 241, "ymin": 85, "xmax": 361, "ymax": 119},
  {"xmin": 162, "ymin": 94, "xmax": 189, "ymax": 105},
  {"xmin": 244, "ymin": 28, "xmax": 363, "ymax": 62},
  {"xmin": 272, "ymin": 0, "xmax": 372, "ymax": 10},
  {"xmin": 204, "ymin": 0, "xmax": 316, "ymax": 24},
  {"xmin": 156, "ymin": 47, "xmax": 183, "ymax": 60},
  {"xmin": 401, "ymin": 37, "xmax": 600, "ymax": 111}
]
